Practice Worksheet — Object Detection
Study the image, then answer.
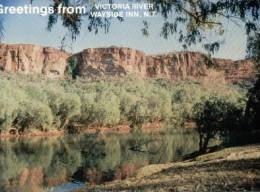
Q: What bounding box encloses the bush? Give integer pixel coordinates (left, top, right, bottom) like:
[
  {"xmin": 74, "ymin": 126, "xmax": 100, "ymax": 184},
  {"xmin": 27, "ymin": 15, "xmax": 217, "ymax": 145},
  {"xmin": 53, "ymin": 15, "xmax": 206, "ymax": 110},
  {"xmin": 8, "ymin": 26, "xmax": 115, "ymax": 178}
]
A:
[
  {"xmin": 193, "ymin": 96, "xmax": 244, "ymax": 152},
  {"xmin": 0, "ymin": 95, "xmax": 18, "ymax": 132},
  {"xmin": 117, "ymin": 90, "xmax": 138, "ymax": 122},
  {"xmin": 245, "ymin": 77, "xmax": 260, "ymax": 130},
  {"xmin": 79, "ymin": 92, "xmax": 97, "ymax": 124},
  {"xmin": 171, "ymin": 82, "xmax": 204, "ymax": 121},
  {"xmin": 91, "ymin": 92, "xmax": 121, "ymax": 126},
  {"xmin": 128, "ymin": 100, "xmax": 149, "ymax": 132},
  {"xmin": 14, "ymin": 100, "xmax": 53, "ymax": 132},
  {"xmin": 146, "ymin": 89, "xmax": 172, "ymax": 121},
  {"xmin": 0, "ymin": 81, "xmax": 26, "ymax": 132},
  {"xmin": 67, "ymin": 57, "xmax": 79, "ymax": 79},
  {"xmin": 44, "ymin": 88, "xmax": 81, "ymax": 129},
  {"xmin": 0, "ymin": 72, "xmax": 248, "ymax": 134}
]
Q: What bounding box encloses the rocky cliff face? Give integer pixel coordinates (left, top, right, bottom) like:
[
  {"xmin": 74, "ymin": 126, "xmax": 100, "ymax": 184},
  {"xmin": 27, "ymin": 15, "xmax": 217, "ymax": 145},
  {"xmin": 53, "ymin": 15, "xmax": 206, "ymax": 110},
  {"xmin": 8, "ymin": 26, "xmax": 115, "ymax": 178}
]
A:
[
  {"xmin": 146, "ymin": 52, "xmax": 209, "ymax": 79},
  {"xmin": 72, "ymin": 47, "xmax": 256, "ymax": 83},
  {"xmin": 0, "ymin": 44, "xmax": 256, "ymax": 83},
  {"xmin": 71, "ymin": 48, "xmax": 209, "ymax": 79},
  {"xmin": 213, "ymin": 58, "xmax": 255, "ymax": 83},
  {"xmin": 71, "ymin": 47, "xmax": 147, "ymax": 77},
  {"xmin": 0, "ymin": 44, "xmax": 70, "ymax": 77}
]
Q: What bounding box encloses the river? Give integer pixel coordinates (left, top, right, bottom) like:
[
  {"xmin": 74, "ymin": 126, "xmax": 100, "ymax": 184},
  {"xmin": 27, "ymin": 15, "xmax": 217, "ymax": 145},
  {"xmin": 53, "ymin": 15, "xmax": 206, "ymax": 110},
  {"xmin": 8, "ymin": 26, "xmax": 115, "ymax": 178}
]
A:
[{"xmin": 0, "ymin": 129, "xmax": 201, "ymax": 192}]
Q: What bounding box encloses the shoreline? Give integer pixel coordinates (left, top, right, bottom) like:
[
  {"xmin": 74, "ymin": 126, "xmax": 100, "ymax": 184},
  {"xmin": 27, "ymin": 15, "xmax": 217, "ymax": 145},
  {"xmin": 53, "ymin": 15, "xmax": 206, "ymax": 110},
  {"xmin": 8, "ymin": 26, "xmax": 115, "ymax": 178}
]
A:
[
  {"xmin": 77, "ymin": 144, "xmax": 260, "ymax": 192},
  {"xmin": 0, "ymin": 121, "xmax": 167, "ymax": 139}
]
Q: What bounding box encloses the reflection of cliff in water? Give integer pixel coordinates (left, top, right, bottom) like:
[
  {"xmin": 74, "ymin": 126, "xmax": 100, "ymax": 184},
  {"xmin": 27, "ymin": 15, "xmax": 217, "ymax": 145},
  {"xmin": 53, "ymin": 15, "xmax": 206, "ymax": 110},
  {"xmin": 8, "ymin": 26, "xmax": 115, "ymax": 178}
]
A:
[{"xmin": 0, "ymin": 130, "xmax": 201, "ymax": 191}]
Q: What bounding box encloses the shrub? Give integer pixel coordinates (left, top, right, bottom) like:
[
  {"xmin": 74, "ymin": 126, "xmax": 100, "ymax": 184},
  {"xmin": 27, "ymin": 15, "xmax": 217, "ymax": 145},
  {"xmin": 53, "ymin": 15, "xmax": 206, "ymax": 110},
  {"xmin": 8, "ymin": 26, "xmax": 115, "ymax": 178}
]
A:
[
  {"xmin": 78, "ymin": 92, "xmax": 96, "ymax": 125},
  {"xmin": 128, "ymin": 100, "xmax": 149, "ymax": 132},
  {"xmin": 193, "ymin": 96, "xmax": 244, "ymax": 152},
  {"xmin": 67, "ymin": 57, "xmax": 79, "ymax": 79},
  {"xmin": 0, "ymin": 95, "xmax": 18, "ymax": 132},
  {"xmin": 245, "ymin": 77, "xmax": 260, "ymax": 130},
  {"xmin": 0, "ymin": 72, "xmax": 248, "ymax": 134},
  {"xmin": 117, "ymin": 90, "xmax": 139, "ymax": 122},
  {"xmin": 0, "ymin": 81, "xmax": 26, "ymax": 133},
  {"xmin": 146, "ymin": 89, "xmax": 172, "ymax": 121},
  {"xmin": 44, "ymin": 88, "xmax": 81, "ymax": 129},
  {"xmin": 14, "ymin": 100, "xmax": 53, "ymax": 132},
  {"xmin": 91, "ymin": 91, "xmax": 121, "ymax": 126},
  {"xmin": 171, "ymin": 82, "xmax": 204, "ymax": 126}
]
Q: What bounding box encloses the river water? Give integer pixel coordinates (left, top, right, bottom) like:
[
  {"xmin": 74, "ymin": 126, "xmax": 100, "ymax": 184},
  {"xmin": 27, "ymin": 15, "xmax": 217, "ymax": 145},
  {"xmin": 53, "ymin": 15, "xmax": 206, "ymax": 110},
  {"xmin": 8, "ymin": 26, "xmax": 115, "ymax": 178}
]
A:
[{"xmin": 0, "ymin": 130, "xmax": 200, "ymax": 192}]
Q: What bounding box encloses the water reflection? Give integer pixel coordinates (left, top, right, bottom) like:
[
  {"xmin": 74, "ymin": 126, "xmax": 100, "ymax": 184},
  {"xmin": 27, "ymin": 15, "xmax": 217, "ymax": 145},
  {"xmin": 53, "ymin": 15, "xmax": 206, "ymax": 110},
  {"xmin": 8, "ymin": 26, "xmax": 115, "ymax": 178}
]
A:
[{"xmin": 0, "ymin": 130, "xmax": 199, "ymax": 191}]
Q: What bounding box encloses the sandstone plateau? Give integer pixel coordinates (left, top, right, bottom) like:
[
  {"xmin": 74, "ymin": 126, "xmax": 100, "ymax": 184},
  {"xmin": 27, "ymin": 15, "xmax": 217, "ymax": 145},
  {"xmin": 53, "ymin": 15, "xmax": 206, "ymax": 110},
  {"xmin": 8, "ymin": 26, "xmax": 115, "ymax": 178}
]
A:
[{"xmin": 0, "ymin": 43, "xmax": 256, "ymax": 83}]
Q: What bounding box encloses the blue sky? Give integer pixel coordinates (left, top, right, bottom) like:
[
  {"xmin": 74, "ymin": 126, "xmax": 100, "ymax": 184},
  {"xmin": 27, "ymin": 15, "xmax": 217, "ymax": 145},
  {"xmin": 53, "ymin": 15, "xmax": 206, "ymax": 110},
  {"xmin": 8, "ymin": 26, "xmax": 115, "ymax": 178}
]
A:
[{"xmin": 0, "ymin": 0, "xmax": 247, "ymax": 60}]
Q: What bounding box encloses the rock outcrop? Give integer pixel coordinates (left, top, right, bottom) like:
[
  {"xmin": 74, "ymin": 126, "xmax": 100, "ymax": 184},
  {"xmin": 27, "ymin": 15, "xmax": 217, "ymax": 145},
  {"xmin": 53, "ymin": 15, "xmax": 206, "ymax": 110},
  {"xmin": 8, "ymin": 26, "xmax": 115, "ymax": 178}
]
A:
[
  {"xmin": 0, "ymin": 44, "xmax": 70, "ymax": 77},
  {"xmin": 213, "ymin": 58, "xmax": 256, "ymax": 83},
  {"xmin": 72, "ymin": 47, "xmax": 256, "ymax": 83},
  {"xmin": 146, "ymin": 52, "xmax": 210, "ymax": 79},
  {"xmin": 71, "ymin": 47, "xmax": 147, "ymax": 77},
  {"xmin": 0, "ymin": 44, "xmax": 256, "ymax": 83}
]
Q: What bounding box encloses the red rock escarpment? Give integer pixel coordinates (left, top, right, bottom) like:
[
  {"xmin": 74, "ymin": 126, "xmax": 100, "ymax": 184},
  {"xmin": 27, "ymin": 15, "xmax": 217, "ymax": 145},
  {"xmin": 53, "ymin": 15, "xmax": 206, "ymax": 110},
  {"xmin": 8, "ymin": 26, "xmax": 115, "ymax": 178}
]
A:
[
  {"xmin": 0, "ymin": 44, "xmax": 70, "ymax": 77},
  {"xmin": 72, "ymin": 47, "xmax": 256, "ymax": 82},
  {"xmin": 71, "ymin": 47, "xmax": 147, "ymax": 77},
  {"xmin": 213, "ymin": 58, "xmax": 256, "ymax": 83},
  {"xmin": 71, "ymin": 48, "xmax": 211, "ymax": 79},
  {"xmin": 0, "ymin": 44, "xmax": 256, "ymax": 83}
]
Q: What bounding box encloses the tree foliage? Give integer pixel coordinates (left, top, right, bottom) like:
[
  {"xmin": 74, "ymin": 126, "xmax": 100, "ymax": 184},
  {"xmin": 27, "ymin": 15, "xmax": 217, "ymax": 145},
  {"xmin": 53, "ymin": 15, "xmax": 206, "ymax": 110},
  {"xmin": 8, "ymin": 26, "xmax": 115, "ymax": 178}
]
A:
[
  {"xmin": 45, "ymin": 0, "xmax": 122, "ymax": 46},
  {"xmin": 245, "ymin": 77, "xmax": 260, "ymax": 130},
  {"xmin": 244, "ymin": 26, "xmax": 260, "ymax": 131},
  {"xmin": 147, "ymin": 0, "xmax": 259, "ymax": 51},
  {"xmin": 0, "ymin": 0, "xmax": 259, "ymax": 52},
  {"xmin": 193, "ymin": 96, "xmax": 245, "ymax": 152},
  {"xmin": 14, "ymin": 100, "xmax": 53, "ymax": 132},
  {"xmin": 247, "ymin": 32, "xmax": 260, "ymax": 72},
  {"xmin": 38, "ymin": 0, "xmax": 260, "ymax": 53},
  {"xmin": 0, "ymin": 73, "xmax": 246, "ymax": 134}
]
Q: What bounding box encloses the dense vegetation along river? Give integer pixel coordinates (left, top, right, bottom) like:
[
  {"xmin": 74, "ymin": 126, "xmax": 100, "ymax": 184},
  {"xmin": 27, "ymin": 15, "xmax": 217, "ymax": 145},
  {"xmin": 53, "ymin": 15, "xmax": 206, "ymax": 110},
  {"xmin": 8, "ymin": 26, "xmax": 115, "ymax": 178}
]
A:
[{"xmin": 0, "ymin": 130, "xmax": 202, "ymax": 192}]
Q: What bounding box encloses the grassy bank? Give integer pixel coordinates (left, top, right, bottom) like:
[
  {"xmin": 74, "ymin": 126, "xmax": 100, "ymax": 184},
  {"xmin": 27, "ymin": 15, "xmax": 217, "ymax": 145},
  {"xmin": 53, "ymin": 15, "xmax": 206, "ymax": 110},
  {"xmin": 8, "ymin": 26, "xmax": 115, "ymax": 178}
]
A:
[
  {"xmin": 0, "ymin": 72, "xmax": 246, "ymax": 135},
  {"xmin": 78, "ymin": 145, "xmax": 260, "ymax": 192}
]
